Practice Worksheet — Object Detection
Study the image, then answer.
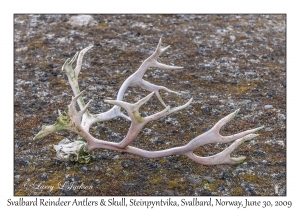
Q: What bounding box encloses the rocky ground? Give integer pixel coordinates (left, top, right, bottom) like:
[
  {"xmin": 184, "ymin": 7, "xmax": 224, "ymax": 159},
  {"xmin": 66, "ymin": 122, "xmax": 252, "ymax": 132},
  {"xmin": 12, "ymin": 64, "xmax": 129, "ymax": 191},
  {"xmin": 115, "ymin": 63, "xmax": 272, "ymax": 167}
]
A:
[{"xmin": 14, "ymin": 14, "xmax": 286, "ymax": 196}]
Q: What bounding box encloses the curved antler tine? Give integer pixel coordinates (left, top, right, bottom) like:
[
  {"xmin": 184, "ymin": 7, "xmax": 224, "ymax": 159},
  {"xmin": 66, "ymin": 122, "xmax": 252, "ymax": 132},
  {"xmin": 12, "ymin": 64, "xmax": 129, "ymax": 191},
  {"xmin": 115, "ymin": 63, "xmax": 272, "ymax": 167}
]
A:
[
  {"xmin": 68, "ymin": 90, "xmax": 86, "ymax": 115},
  {"xmin": 154, "ymin": 61, "xmax": 183, "ymax": 70},
  {"xmin": 212, "ymin": 109, "xmax": 240, "ymax": 131},
  {"xmin": 79, "ymin": 45, "xmax": 93, "ymax": 55},
  {"xmin": 151, "ymin": 38, "xmax": 170, "ymax": 59},
  {"xmin": 104, "ymin": 100, "xmax": 132, "ymax": 113},
  {"xmin": 135, "ymin": 92, "xmax": 155, "ymax": 109},
  {"xmin": 62, "ymin": 58, "xmax": 71, "ymax": 71},
  {"xmin": 72, "ymin": 90, "xmax": 86, "ymax": 105},
  {"xmin": 119, "ymin": 112, "xmax": 131, "ymax": 121},
  {"xmin": 169, "ymin": 98, "xmax": 193, "ymax": 114},
  {"xmin": 154, "ymin": 91, "xmax": 167, "ymax": 107},
  {"xmin": 185, "ymin": 133, "xmax": 259, "ymax": 165},
  {"xmin": 157, "ymin": 37, "xmax": 162, "ymax": 47},
  {"xmin": 145, "ymin": 106, "xmax": 171, "ymax": 122},
  {"xmin": 79, "ymin": 99, "xmax": 93, "ymax": 116},
  {"xmin": 69, "ymin": 52, "xmax": 79, "ymax": 66},
  {"xmin": 74, "ymin": 45, "xmax": 93, "ymax": 77},
  {"xmin": 222, "ymin": 126, "xmax": 264, "ymax": 142}
]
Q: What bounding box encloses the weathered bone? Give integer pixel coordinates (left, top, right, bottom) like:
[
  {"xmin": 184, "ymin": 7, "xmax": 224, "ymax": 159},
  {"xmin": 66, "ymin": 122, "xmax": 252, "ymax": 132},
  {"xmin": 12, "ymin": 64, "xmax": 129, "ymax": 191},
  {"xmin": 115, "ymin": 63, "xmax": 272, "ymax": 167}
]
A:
[{"xmin": 34, "ymin": 38, "xmax": 263, "ymax": 165}]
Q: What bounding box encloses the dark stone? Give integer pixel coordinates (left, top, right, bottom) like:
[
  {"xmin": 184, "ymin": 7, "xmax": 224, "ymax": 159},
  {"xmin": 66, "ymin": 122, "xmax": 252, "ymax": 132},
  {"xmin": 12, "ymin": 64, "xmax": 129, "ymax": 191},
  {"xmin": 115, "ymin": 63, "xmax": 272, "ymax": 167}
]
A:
[
  {"xmin": 15, "ymin": 158, "xmax": 29, "ymax": 167},
  {"xmin": 197, "ymin": 189, "xmax": 214, "ymax": 196},
  {"xmin": 187, "ymin": 175, "xmax": 202, "ymax": 185},
  {"xmin": 42, "ymin": 116, "xmax": 56, "ymax": 124},
  {"xmin": 82, "ymin": 166, "xmax": 88, "ymax": 173},
  {"xmin": 51, "ymin": 70, "xmax": 60, "ymax": 76},
  {"xmin": 241, "ymin": 182, "xmax": 257, "ymax": 195},
  {"xmin": 59, "ymin": 181, "xmax": 77, "ymax": 196},
  {"xmin": 15, "ymin": 141, "xmax": 25, "ymax": 148},
  {"xmin": 146, "ymin": 161, "xmax": 159, "ymax": 171},
  {"xmin": 24, "ymin": 109, "xmax": 33, "ymax": 115},
  {"xmin": 271, "ymin": 171, "xmax": 286, "ymax": 180},
  {"xmin": 190, "ymin": 127, "xmax": 196, "ymax": 132},
  {"xmin": 252, "ymin": 150, "xmax": 266, "ymax": 158},
  {"xmin": 183, "ymin": 81, "xmax": 191, "ymax": 88},
  {"xmin": 218, "ymin": 171, "xmax": 231, "ymax": 181},
  {"xmin": 201, "ymin": 106, "xmax": 212, "ymax": 115},
  {"xmin": 217, "ymin": 185, "xmax": 228, "ymax": 195},
  {"xmin": 282, "ymin": 80, "xmax": 286, "ymax": 87},
  {"xmin": 97, "ymin": 152, "xmax": 110, "ymax": 160},
  {"xmin": 36, "ymin": 140, "xmax": 44, "ymax": 146},
  {"xmin": 151, "ymin": 137, "xmax": 165, "ymax": 145},
  {"xmin": 39, "ymin": 173, "xmax": 48, "ymax": 181},
  {"xmin": 202, "ymin": 176, "xmax": 216, "ymax": 183},
  {"xmin": 162, "ymin": 190, "xmax": 175, "ymax": 196},
  {"xmin": 121, "ymin": 160, "xmax": 134, "ymax": 168}
]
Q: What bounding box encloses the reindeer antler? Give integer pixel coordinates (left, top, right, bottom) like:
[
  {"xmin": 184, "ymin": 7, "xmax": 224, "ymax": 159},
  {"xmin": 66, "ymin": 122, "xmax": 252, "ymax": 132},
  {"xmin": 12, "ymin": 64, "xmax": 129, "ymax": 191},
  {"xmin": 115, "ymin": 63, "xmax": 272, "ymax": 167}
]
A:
[{"xmin": 34, "ymin": 38, "xmax": 263, "ymax": 165}]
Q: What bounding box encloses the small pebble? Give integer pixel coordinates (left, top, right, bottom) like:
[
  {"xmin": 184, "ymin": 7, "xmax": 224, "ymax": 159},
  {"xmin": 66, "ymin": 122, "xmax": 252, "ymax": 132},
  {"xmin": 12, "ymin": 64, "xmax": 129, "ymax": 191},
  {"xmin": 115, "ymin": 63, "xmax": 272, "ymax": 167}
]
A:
[
  {"xmin": 264, "ymin": 105, "xmax": 273, "ymax": 109},
  {"xmin": 113, "ymin": 155, "xmax": 120, "ymax": 160},
  {"xmin": 230, "ymin": 35, "xmax": 236, "ymax": 43}
]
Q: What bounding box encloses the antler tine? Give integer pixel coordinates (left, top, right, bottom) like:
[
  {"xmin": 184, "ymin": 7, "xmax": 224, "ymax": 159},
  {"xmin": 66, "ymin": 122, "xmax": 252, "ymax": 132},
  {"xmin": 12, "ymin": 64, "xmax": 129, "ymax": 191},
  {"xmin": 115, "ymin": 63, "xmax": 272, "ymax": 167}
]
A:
[
  {"xmin": 152, "ymin": 37, "xmax": 167, "ymax": 57},
  {"xmin": 134, "ymin": 92, "xmax": 155, "ymax": 109},
  {"xmin": 69, "ymin": 51, "xmax": 79, "ymax": 66},
  {"xmin": 210, "ymin": 109, "xmax": 264, "ymax": 143},
  {"xmin": 212, "ymin": 108, "xmax": 240, "ymax": 131},
  {"xmin": 71, "ymin": 90, "xmax": 86, "ymax": 106},
  {"xmin": 144, "ymin": 98, "xmax": 192, "ymax": 123},
  {"xmin": 154, "ymin": 61, "xmax": 183, "ymax": 70},
  {"xmin": 222, "ymin": 126, "xmax": 264, "ymax": 142},
  {"xmin": 79, "ymin": 99, "xmax": 93, "ymax": 116},
  {"xmin": 185, "ymin": 133, "xmax": 259, "ymax": 165},
  {"xmin": 62, "ymin": 58, "xmax": 70, "ymax": 71},
  {"xmin": 74, "ymin": 45, "xmax": 93, "ymax": 77},
  {"xmin": 105, "ymin": 92, "xmax": 154, "ymax": 121},
  {"xmin": 104, "ymin": 100, "xmax": 132, "ymax": 113}
]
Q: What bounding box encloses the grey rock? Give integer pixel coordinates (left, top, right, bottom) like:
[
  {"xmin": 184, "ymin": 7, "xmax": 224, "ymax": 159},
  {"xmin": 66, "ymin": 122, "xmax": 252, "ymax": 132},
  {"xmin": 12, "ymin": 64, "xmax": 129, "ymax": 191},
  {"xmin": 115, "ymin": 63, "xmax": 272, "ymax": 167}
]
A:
[
  {"xmin": 162, "ymin": 190, "xmax": 175, "ymax": 196},
  {"xmin": 230, "ymin": 35, "xmax": 236, "ymax": 43},
  {"xmin": 202, "ymin": 176, "xmax": 216, "ymax": 183},
  {"xmin": 264, "ymin": 105, "xmax": 273, "ymax": 109},
  {"xmin": 218, "ymin": 171, "xmax": 231, "ymax": 181},
  {"xmin": 113, "ymin": 155, "xmax": 120, "ymax": 160},
  {"xmin": 150, "ymin": 137, "xmax": 165, "ymax": 145},
  {"xmin": 187, "ymin": 175, "xmax": 202, "ymax": 185},
  {"xmin": 241, "ymin": 182, "xmax": 257, "ymax": 195},
  {"xmin": 68, "ymin": 15, "xmax": 97, "ymax": 27},
  {"xmin": 39, "ymin": 173, "xmax": 48, "ymax": 181},
  {"xmin": 282, "ymin": 80, "xmax": 286, "ymax": 87},
  {"xmin": 201, "ymin": 106, "xmax": 212, "ymax": 115}
]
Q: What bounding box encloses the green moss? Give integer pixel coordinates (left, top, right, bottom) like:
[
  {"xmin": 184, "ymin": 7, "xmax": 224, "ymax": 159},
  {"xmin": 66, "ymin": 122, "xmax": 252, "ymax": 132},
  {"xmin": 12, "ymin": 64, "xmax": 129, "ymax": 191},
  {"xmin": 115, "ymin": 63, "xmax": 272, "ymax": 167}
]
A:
[
  {"xmin": 15, "ymin": 190, "xmax": 26, "ymax": 196},
  {"xmin": 27, "ymin": 40, "xmax": 44, "ymax": 50},
  {"xmin": 202, "ymin": 181, "xmax": 218, "ymax": 192},
  {"xmin": 240, "ymin": 173, "xmax": 258, "ymax": 182},
  {"xmin": 152, "ymin": 176, "xmax": 164, "ymax": 185},
  {"xmin": 231, "ymin": 186, "xmax": 245, "ymax": 195},
  {"xmin": 167, "ymin": 180, "xmax": 179, "ymax": 189}
]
